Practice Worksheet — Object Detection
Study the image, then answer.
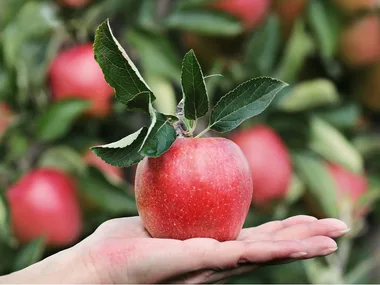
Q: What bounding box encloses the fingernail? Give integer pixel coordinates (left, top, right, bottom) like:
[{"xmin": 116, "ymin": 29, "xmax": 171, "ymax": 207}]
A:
[
  {"xmin": 330, "ymin": 228, "xmax": 350, "ymax": 236},
  {"xmin": 321, "ymin": 247, "xmax": 338, "ymax": 255},
  {"xmin": 289, "ymin": 252, "xmax": 308, "ymax": 258}
]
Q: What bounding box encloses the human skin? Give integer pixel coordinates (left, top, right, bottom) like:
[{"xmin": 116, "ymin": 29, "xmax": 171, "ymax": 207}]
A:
[{"xmin": 0, "ymin": 215, "xmax": 348, "ymax": 284}]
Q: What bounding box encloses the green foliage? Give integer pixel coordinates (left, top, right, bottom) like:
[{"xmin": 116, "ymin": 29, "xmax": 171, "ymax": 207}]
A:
[
  {"xmin": 94, "ymin": 20, "xmax": 153, "ymax": 111},
  {"xmin": 139, "ymin": 102, "xmax": 177, "ymax": 157},
  {"xmin": 293, "ymin": 152, "xmax": 338, "ymax": 218},
  {"xmin": 1, "ymin": 0, "xmax": 380, "ymax": 282},
  {"xmin": 209, "ymin": 77, "xmax": 288, "ymax": 132},
  {"xmin": 165, "ymin": 11, "xmax": 243, "ymax": 36},
  {"xmin": 244, "ymin": 14, "xmax": 281, "ymax": 76},
  {"xmin": 181, "ymin": 50, "xmax": 209, "ymax": 120},
  {"xmin": 91, "ymin": 128, "xmax": 148, "ymax": 167},
  {"xmin": 13, "ymin": 238, "xmax": 45, "ymax": 271},
  {"xmin": 78, "ymin": 168, "xmax": 137, "ymax": 215},
  {"xmin": 37, "ymin": 99, "xmax": 90, "ymax": 142}
]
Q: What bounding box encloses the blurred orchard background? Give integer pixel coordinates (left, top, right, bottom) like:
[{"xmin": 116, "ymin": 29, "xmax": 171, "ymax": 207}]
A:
[{"xmin": 1, "ymin": 0, "xmax": 380, "ymax": 283}]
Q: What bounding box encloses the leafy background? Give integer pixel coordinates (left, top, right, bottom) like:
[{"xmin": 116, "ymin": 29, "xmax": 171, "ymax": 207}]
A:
[{"xmin": 1, "ymin": 0, "xmax": 380, "ymax": 283}]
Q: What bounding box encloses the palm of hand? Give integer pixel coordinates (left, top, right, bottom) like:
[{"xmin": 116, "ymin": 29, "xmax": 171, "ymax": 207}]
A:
[{"xmin": 79, "ymin": 215, "xmax": 348, "ymax": 284}]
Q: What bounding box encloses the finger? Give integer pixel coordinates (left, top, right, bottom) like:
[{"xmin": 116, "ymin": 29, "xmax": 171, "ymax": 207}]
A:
[
  {"xmin": 271, "ymin": 218, "xmax": 349, "ymax": 241},
  {"xmin": 126, "ymin": 238, "xmax": 245, "ymax": 283},
  {"xmin": 238, "ymin": 215, "xmax": 318, "ymax": 240},
  {"xmin": 299, "ymin": 236, "xmax": 338, "ymax": 258},
  {"xmin": 240, "ymin": 240, "xmax": 308, "ymax": 263},
  {"xmin": 128, "ymin": 237, "xmax": 312, "ymax": 283}
]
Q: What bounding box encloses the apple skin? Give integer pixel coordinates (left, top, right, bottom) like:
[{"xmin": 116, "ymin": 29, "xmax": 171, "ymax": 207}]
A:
[
  {"xmin": 84, "ymin": 149, "xmax": 123, "ymax": 183},
  {"xmin": 333, "ymin": 0, "xmax": 378, "ymax": 14},
  {"xmin": 211, "ymin": 0, "xmax": 271, "ymax": 30},
  {"xmin": 49, "ymin": 44, "xmax": 114, "ymax": 117},
  {"xmin": 272, "ymin": 0, "xmax": 308, "ymax": 38},
  {"xmin": 339, "ymin": 16, "xmax": 380, "ymax": 67},
  {"xmin": 135, "ymin": 137, "xmax": 253, "ymax": 241},
  {"xmin": 6, "ymin": 168, "xmax": 82, "ymax": 246},
  {"xmin": 231, "ymin": 125, "xmax": 292, "ymax": 207},
  {"xmin": 58, "ymin": 0, "xmax": 91, "ymax": 7}
]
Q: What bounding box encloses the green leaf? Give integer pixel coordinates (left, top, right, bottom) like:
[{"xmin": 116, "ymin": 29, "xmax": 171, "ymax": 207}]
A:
[
  {"xmin": 38, "ymin": 146, "xmax": 87, "ymax": 175},
  {"xmin": 2, "ymin": 1, "xmax": 62, "ymax": 97},
  {"xmin": 175, "ymin": 0, "xmax": 216, "ymax": 9},
  {"xmin": 278, "ymin": 79, "xmax": 340, "ymax": 112},
  {"xmin": 275, "ymin": 20, "xmax": 315, "ymax": 83},
  {"xmin": 36, "ymin": 99, "xmax": 90, "ymax": 142},
  {"xmin": 293, "ymin": 152, "xmax": 338, "ymax": 217},
  {"xmin": 146, "ymin": 74, "xmax": 177, "ymax": 115},
  {"xmin": 209, "ymin": 77, "xmax": 288, "ymax": 133},
  {"xmin": 244, "ymin": 14, "xmax": 281, "ymax": 75},
  {"xmin": 139, "ymin": 101, "xmax": 177, "ymax": 157},
  {"xmin": 94, "ymin": 19, "xmax": 154, "ymax": 111},
  {"xmin": 315, "ymin": 102, "xmax": 360, "ymax": 129},
  {"xmin": 3, "ymin": 1, "xmax": 60, "ymax": 69},
  {"xmin": 165, "ymin": 10, "xmax": 243, "ymax": 36},
  {"xmin": 79, "ymin": 167, "xmax": 137, "ymax": 215},
  {"xmin": 91, "ymin": 127, "xmax": 148, "ymax": 168},
  {"xmin": 13, "ymin": 238, "xmax": 45, "ymax": 271},
  {"xmin": 0, "ymin": 192, "xmax": 13, "ymax": 244},
  {"xmin": 308, "ymin": 0, "xmax": 342, "ymax": 60},
  {"xmin": 127, "ymin": 29, "xmax": 181, "ymax": 83},
  {"xmin": 309, "ymin": 116, "xmax": 363, "ymax": 173},
  {"xmin": 268, "ymin": 112, "xmax": 311, "ymax": 150},
  {"xmin": 181, "ymin": 50, "xmax": 209, "ymax": 120}
]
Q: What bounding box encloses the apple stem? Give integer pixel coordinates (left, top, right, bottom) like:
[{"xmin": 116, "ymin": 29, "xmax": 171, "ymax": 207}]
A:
[
  {"xmin": 174, "ymin": 120, "xmax": 191, "ymax": 138},
  {"xmin": 195, "ymin": 126, "xmax": 210, "ymax": 138}
]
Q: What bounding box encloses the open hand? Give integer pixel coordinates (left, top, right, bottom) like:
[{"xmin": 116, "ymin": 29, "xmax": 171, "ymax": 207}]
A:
[{"xmin": 2, "ymin": 215, "xmax": 349, "ymax": 284}]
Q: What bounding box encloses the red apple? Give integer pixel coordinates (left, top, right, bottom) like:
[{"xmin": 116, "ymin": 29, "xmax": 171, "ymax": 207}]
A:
[
  {"xmin": 328, "ymin": 163, "xmax": 368, "ymax": 207},
  {"xmin": 272, "ymin": 0, "xmax": 308, "ymax": 37},
  {"xmin": 84, "ymin": 148, "xmax": 123, "ymax": 184},
  {"xmin": 333, "ymin": 0, "xmax": 378, "ymax": 14},
  {"xmin": 58, "ymin": 0, "xmax": 91, "ymax": 7},
  {"xmin": 7, "ymin": 168, "xmax": 82, "ymax": 246},
  {"xmin": 0, "ymin": 103, "xmax": 14, "ymax": 138},
  {"xmin": 135, "ymin": 138, "xmax": 253, "ymax": 241},
  {"xmin": 211, "ymin": 0, "xmax": 271, "ymax": 30},
  {"xmin": 231, "ymin": 125, "xmax": 292, "ymax": 207},
  {"xmin": 49, "ymin": 44, "xmax": 114, "ymax": 117},
  {"xmin": 339, "ymin": 16, "xmax": 380, "ymax": 67}
]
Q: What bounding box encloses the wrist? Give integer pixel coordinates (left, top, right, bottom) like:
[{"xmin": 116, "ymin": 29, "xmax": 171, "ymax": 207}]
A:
[{"xmin": 0, "ymin": 244, "xmax": 100, "ymax": 284}]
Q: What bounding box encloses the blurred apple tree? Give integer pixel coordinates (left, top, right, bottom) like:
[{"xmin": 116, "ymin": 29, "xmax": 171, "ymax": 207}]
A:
[{"xmin": 1, "ymin": 0, "xmax": 380, "ymax": 283}]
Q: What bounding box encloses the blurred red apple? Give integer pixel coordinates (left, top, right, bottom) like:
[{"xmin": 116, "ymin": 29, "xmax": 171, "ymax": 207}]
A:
[
  {"xmin": 211, "ymin": 0, "xmax": 271, "ymax": 30},
  {"xmin": 339, "ymin": 16, "xmax": 380, "ymax": 67},
  {"xmin": 7, "ymin": 168, "xmax": 82, "ymax": 246},
  {"xmin": 135, "ymin": 138, "xmax": 253, "ymax": 241},
  {"xmin": 49, "ymin": 44, "xmax": 114, "ymax": 117},
  {"xmin": 231, "ymin": 125, "xmax": 292, "ymax": 207},
  {"xmin": 84, "ymin": 149, "xmax": 123, "ymax": 184},
  {"xmin": 58, "ymin": 0, "xmax": 91, "ymax": 7},
  {"xmin": 333, "ymin": 0, "xmax": 378, "ymax": 14},
  {"xmin": 328, "ymin": 163, "xmax": 368, "ymax": 202},
  {"xmin": 273, "ymin": 0, "xmax": 308, "ymax": 37},
  {"xmin": 327, "ymin": 163, "xmax": 368, "ymax": 216},
  {"xmin": 0, "ymin": 104, "xmax": 14, "ymax": 138}
]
